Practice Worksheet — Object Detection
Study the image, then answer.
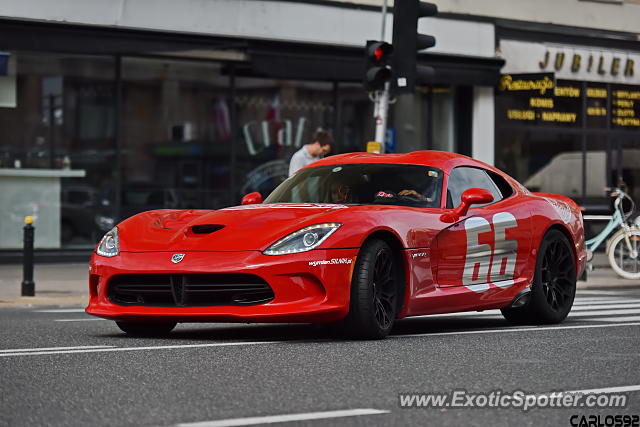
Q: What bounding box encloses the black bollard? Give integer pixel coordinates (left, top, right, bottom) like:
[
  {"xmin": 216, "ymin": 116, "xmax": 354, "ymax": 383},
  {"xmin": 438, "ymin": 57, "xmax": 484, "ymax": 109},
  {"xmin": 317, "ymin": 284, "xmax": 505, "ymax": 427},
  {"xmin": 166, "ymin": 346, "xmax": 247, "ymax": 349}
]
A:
[{"xmin": 21, "ymin": 216, "xmax": 35, "ymax": 297}]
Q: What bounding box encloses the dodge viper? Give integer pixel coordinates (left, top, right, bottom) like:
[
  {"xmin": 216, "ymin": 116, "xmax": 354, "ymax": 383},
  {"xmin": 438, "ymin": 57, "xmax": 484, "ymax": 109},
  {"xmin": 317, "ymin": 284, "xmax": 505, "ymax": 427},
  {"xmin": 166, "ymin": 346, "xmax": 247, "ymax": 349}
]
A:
[{"xmin": 86, "ymin": 151, "xmax": 586, "ymax": 339}]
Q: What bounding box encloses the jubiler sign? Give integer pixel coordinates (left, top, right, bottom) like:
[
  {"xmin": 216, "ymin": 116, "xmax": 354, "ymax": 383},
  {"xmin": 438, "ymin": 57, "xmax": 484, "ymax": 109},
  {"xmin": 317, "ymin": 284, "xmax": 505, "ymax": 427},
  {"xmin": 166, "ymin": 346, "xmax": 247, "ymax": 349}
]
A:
[{"xmin": 500, "ymin": 40, "xmax": 640, "ymax": 85}]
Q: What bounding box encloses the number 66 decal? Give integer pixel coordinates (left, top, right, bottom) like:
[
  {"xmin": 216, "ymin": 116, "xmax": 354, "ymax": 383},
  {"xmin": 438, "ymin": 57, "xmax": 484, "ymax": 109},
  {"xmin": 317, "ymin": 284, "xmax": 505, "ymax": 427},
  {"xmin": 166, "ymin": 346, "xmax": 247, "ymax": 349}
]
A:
[{"xmin": 462, "ymin": 212, "xmax": 518, "ymax": 293}]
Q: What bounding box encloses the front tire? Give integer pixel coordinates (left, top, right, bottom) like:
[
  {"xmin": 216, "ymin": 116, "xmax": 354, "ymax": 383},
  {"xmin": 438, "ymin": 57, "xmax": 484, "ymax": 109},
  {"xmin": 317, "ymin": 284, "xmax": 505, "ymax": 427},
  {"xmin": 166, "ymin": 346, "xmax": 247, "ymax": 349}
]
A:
[
  {"xmin": 343, "ymin": 239, "xmax": 400, "ymax": 339},
  {"xmin": 607, "ymin": 228, "xmax": 640, "ymax": 280},
  {"xmin": 116, "ymin": 321, "xmax": 177, "ymax": 337},
  {"xmin": 502, "ymin": 229, "xmax": 576, "ymax": 324}
]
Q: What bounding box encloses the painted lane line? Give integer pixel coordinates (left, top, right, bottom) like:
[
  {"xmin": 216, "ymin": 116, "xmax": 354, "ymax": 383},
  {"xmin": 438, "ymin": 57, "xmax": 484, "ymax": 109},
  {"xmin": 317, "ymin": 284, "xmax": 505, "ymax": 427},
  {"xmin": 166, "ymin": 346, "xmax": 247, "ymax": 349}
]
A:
[
  {"xmin": 0, "ymin": 341, "xmax": 284, "ymax": 358},
  {"xmin": 392, "ymin": 322, "xmax": 640, "ymax": 339},
  {"xmin": 55, "ymin": 318, "xmax": 105, "ymax": 322},
  {"xmin": 577, "ymin": 290, "xmax": 637, "ymax": 295},
  {"xmin": 570, "ymin": 303, "xmax": 640, "ymax": 311},
  {"xmin": 407, "ymin": 300, "xmax": 640, "ymax": 319},
  {"xmin": 535, "ymin": 385, "xmax": 640, "ymax": 398},
  {"xmin": 173, "ymin": 408, "xmax": 390, "ymax": 427},
  {"xmin": 568, "ymin": 385, "xmax": 640, "ymax": 394},
  {"xmin": 408, "ymin": 310, "xmax": 501, "ymax": 319},
  {"xmin": 572, "ymin": 298, "xmax": 640, "ymax": 305},
  {"xmin": 569, "ymin": 309, "xmax": 640, "ymax": 317},
  {"xmin": 0, "ymin": 345, "xmax": 115, "ymax": 354},
  {"xmin": 35, "ymin": 308, "xmax": 86, "ymax": 313},
  {"xmin": 590, "ymin": 316, "xmax": 640, "ymax": 322}
]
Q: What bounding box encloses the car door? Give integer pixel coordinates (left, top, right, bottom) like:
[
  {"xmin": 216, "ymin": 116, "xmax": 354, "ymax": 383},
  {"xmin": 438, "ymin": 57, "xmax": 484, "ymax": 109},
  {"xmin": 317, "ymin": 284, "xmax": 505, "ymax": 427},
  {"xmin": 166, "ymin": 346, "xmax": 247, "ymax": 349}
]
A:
[{"xmin": 433, "ymin": 167, "xmax": 533, "ymax": 292}]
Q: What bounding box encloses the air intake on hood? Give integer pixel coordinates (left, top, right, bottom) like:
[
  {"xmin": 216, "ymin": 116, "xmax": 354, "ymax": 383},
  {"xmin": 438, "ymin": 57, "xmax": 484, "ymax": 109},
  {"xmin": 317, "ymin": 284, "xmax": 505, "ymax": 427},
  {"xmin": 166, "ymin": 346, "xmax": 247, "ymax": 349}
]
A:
[{"xmin": 191, "ymin": 224, "xmax": 225, "ymax": 234}]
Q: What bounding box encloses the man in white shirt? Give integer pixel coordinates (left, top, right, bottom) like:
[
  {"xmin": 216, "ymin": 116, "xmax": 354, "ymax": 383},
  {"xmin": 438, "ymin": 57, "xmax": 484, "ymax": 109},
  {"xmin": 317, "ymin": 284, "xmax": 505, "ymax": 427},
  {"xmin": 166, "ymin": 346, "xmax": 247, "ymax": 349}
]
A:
[{"xmin": 288, "ymin": 131, "xmax": 333, "ymax": 176}]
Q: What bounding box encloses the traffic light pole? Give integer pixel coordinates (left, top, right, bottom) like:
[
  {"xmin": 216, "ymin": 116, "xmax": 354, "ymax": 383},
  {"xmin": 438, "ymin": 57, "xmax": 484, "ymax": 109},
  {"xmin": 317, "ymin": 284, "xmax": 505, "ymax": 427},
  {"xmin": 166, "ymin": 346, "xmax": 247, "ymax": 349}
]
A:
[
  {"xmin": 373, "ymin": 83, "xmax": 390, "ymax": 150},
  {"xmin": 372, "ymin": 0, "xmax": 390, "ymax": 153}
]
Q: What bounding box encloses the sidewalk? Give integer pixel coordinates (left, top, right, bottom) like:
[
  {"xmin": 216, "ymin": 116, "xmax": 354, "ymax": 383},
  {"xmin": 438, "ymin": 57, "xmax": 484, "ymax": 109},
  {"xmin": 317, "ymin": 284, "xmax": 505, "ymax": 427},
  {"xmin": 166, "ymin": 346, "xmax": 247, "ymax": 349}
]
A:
[
  {"xmin": 0, "ymin": 262, "xmax": 89, "ymax": 307},
  {"xmin": 0, "ymin": 253, "xmax": 638, "ymax": 307}
]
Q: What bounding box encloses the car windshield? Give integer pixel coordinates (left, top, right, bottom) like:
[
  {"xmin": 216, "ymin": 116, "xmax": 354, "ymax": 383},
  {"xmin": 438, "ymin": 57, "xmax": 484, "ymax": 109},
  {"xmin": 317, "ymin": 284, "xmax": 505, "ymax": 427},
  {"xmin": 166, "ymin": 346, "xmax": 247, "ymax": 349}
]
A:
[{"xmin": 265, "ymin": 163, "xmax": 443, "ymax": 208}]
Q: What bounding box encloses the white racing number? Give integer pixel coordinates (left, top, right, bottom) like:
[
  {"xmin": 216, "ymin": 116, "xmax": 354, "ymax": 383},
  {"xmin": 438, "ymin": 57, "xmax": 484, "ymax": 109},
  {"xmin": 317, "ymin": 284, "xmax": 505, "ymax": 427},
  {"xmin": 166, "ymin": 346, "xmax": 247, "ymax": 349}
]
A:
[{"xmin": 462, "ymin": 212, "xmax": 518, "ymax": 293}]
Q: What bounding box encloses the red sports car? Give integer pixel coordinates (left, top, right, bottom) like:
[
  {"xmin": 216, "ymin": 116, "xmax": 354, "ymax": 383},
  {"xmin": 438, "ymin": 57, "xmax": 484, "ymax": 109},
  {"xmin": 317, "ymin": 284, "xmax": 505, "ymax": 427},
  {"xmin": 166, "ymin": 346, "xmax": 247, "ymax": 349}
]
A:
[{"xmin": 86, "ymin": 151, "xmax": 586, "ymax": 339}]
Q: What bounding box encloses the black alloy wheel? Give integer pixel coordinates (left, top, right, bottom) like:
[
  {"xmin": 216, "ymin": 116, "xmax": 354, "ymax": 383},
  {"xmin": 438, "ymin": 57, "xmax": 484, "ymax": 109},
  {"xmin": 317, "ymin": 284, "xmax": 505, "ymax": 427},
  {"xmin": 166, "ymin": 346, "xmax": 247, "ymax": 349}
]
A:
[
  {"xmin": 343, "ymin": 239, "xmax": 400, "ymax": 339},
  {"xmin": 372, "ymin": 247, "xmax": 396, "ymax": 331},
  {"xmin": 502, "ymin": 229, "xmax": 576, "ymax": 324},
  {"xmin": 540, "ymin": 237, "xmax": 575, "ymax": 311}
]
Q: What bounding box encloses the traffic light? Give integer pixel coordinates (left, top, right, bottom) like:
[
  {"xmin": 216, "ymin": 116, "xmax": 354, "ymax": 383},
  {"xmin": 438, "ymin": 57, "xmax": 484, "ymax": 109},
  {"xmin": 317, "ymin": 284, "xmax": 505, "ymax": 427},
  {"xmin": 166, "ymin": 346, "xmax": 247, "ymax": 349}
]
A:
[
  {"xmin": 363, "ymin": 40, "xmax": 393, "ymax": 92},
  {"xmin": 392, "ymin": 0, "xmax": 438, "ymax": 93}
]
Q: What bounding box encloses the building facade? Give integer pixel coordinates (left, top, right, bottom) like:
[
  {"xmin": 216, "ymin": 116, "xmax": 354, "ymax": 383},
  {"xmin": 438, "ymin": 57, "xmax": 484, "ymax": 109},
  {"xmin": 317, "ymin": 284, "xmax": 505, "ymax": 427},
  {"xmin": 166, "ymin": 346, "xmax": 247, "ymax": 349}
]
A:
[{"xmin": 0, "ymin": 0, "xmax": 638, "ymax": 253}]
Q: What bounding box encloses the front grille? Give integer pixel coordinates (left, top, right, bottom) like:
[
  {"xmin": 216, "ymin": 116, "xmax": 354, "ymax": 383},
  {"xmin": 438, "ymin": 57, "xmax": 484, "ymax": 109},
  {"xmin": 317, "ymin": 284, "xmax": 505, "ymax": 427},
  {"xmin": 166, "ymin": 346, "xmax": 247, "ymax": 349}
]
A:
[{"xmin": 107, "ymin": 274, "xmax": 274, "ymax": 307}]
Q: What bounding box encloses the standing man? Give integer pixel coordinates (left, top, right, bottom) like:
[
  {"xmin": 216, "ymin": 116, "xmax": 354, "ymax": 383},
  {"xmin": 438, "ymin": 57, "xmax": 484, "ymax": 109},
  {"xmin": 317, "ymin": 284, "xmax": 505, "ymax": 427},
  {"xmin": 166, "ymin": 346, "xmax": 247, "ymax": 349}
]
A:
[{"xmin": 288, "ymin": 131, "xmax": 333, "ymax": 176}]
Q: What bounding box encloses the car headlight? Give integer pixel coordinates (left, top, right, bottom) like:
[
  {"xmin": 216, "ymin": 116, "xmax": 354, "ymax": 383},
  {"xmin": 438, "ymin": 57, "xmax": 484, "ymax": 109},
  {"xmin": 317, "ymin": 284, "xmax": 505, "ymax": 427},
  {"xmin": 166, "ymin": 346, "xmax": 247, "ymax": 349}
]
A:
[
  {"xmin": 264, "ymin": 223, "xmax": 342, "ymax": 255},
  {"xmin": 96, "ymin": 227, "xmax": 119, "ymax": 257}
]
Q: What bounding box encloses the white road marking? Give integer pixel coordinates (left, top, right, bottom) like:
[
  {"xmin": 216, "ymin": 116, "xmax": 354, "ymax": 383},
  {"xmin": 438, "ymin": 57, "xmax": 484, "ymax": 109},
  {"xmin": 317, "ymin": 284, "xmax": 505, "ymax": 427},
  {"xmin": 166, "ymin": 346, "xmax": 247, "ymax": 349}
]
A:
[
  {"xmin": 409, "ymin": 310, "xmax": 501, "ymax": 319},
  {"xmin": 589, "ymin": 316, "xmax": 640, "ymax": 322},
  {"xmin": 0, "ymin": 341, "xmax": 284, "ymax": 358},
  {"xmin": 35, "ymin": 308, "xmax": 85, "ymax": 313},
  {"xmin": 537, "ymin": 384, "xmax": 640, "ymax": 397},
  {"xmin": 173, "ymin": 408, "xmax": 390, "ymax": 427},
  {"xmin": 570, "ymin": 303, "xmax": 640, "ymax": 311},
  {"xmin": 570, "ymin": 385, "xmax": 640, "ymax": 394},
  {"xmin": 392, "ymin": 322, "xmax": 640, "ymax": 339},
  {"xmin": 577, "ymin": 290, "xmax": 636, "ymax": 295},
  {"xmin": 572, "ymin": 298, "xmax": 640, "ymax": 305},
  {"xmin": 54, "ymin": 318, "xmax": 105, "ymax": 322},
  {"xmin": 569, "ymin": 309, "xmax": 640, "ymax": 317},
  {"xmin": 3, "ymin": 320, "xmax": 639, "ymax": 358},
  {"xmin": 0, "ymin": 345, "xmax": 114, "ymax": 354},
  {"xmin": 406, "ymin": 301, "xmax": 640, "ymax": 319}
]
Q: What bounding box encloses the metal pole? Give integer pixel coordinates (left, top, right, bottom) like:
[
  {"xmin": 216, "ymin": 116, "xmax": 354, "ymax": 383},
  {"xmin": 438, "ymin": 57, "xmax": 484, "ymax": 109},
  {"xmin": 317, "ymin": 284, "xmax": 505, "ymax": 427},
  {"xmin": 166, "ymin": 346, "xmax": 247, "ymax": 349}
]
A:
[
  {"xmin": 21, "ymin": 216, "xmax": 35, "ymax": 297},
  {"xmin": 374, "ymin": 84, "xmax": 390, "ymax": 148},
  {"xmin": 229, "ymin": 63, "xmax": 237, "ymax": 205},
  {"xmin": 380, "ymin": 0, "xmax": 388, "ymax": 40},
  {"xmin": 114, "ymin": 55, "xmax": 123, "ymax": 229},
  {"xmin": 372, "ymin": 0, "xmax": 390, "ymax": 152},
  {"xmin": 48, "ymin": 94, "xmax": 55, "ymax": 168}
]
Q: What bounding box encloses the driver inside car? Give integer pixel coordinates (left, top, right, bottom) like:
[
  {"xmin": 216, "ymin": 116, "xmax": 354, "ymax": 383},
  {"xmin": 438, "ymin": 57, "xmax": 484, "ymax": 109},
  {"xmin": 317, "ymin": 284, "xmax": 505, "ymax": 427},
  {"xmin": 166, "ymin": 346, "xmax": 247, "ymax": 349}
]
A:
[
  {"xmin": 398, "ymin": 189, "xmax": 432, "ymax": 202},
  {"xmin": 329, "ymin": 182, "xmax": 353, "ymax": 203}
]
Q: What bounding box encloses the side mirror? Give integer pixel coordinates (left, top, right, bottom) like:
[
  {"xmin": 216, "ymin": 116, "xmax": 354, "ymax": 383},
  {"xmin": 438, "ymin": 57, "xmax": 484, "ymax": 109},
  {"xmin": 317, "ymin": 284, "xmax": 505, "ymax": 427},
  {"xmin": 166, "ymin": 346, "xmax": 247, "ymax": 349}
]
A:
[
  {"xmin": 454, "ymin": 188, "xmax": 494, "ymax": 217},
  {"xmin": 241, "ymin": 192, "xmax": 263, "ymax": 205},
  {"xmin": 441, "ymin": 188, "xmax": 493, "ymax": 223}
]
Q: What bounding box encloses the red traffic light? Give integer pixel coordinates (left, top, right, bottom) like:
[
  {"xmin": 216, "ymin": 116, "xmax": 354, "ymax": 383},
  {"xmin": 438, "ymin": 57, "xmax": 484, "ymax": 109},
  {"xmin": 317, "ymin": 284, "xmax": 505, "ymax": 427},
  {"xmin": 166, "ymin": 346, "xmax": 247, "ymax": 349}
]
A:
[
  {"xmin": 367, "ymin": 41, "xmax": 393, "ymax": 63},
  {"xmin": 364, "ymin": 40, "xmax": 394, "ymax": 91}
]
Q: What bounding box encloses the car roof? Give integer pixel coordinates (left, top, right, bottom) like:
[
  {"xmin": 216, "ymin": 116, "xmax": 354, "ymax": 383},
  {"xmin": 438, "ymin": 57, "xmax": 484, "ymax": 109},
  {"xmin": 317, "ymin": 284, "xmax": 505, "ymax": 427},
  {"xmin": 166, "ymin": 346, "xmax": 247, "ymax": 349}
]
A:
[{"xmin": 307, "ymin": 150, "xmax": 498, "ymax": 175}]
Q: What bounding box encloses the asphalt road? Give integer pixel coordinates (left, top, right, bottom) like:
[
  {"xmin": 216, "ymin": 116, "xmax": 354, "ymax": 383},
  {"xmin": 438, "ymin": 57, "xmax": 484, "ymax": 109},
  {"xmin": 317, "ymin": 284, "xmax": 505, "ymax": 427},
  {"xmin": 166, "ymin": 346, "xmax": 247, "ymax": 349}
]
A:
[{"xmin": 1, "ymin": 289, "xmax": 640, "ymax": 427}]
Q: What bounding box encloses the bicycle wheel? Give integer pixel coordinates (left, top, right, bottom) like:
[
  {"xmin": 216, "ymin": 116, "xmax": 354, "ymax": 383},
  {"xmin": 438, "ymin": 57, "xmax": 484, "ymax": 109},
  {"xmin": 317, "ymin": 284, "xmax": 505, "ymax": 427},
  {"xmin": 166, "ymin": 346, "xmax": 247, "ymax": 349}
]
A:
[{"xmin": 607, "ymin": 228, "xmax": 640, "ymax": 280}]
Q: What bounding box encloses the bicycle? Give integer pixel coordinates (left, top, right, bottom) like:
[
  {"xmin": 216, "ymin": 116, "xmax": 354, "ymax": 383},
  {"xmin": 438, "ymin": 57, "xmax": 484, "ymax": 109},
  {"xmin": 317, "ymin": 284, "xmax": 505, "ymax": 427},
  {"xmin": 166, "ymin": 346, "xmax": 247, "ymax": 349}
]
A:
[{"xmin": 584, "ymin": 188, "xmax": 640, "ymax": 280}]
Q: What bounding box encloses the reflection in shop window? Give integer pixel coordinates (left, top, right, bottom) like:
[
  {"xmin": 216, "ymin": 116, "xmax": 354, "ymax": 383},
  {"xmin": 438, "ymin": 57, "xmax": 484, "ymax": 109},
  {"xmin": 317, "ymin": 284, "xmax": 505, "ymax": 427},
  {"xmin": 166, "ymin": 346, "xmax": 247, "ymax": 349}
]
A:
[{"xmin": 235, "ymin": 78, "xmax": 335, "ymax": 200}]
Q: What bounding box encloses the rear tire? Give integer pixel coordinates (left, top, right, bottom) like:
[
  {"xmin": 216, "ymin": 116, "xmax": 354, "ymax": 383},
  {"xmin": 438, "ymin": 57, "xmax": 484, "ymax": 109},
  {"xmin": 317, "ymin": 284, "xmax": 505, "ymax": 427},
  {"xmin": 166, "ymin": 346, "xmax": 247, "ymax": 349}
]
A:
[
  {"xmin": 116, "ymin": 321, "xmax": 177, "ymax": 337},
  {"xmin": 502, "ymin": 229, "xmax": 576, "ymax": 324},
  {"xmin": 343, "ymin": 239, "xmax": 400, "ymax": 339}
]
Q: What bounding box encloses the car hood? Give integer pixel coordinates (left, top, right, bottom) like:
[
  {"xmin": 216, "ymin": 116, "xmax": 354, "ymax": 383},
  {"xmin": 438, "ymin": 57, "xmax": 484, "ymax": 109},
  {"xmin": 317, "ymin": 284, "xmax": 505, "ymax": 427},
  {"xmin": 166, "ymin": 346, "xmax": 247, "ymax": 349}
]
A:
[{"xmin": 117, "ymin": 203, "xmax": 350, "ymax": 252}]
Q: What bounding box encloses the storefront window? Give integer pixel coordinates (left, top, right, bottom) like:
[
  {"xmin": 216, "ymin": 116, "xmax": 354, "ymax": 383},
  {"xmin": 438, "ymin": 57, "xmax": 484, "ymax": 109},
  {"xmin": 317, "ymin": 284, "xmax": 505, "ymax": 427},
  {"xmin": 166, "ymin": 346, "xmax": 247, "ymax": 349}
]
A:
[
  {"xmin": 496, "ymin": 131, "xmax": 582, "ymax": 198},
  {"xmin": 0, "ymin": 52, "xmax": 116, "ymax": 248},
  {"xmin": 120, "ymin": 57, "xmax": 231, "ymax": 212},
  {"xmin": 234, "ymin": 78, "xmax": 335, "ymax": 200},
  {"xmin": 620, "ymin": 140, "xmax": 640, "ymax": 205}
]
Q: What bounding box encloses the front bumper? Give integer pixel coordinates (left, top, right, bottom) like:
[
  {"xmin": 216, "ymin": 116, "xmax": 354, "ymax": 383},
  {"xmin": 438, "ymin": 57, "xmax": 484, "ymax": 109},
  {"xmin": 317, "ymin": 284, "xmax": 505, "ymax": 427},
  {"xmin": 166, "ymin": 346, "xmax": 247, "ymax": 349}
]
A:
[{"xmin": 86, "ymin": 249, "xmax": 358, "ymax": 323}]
